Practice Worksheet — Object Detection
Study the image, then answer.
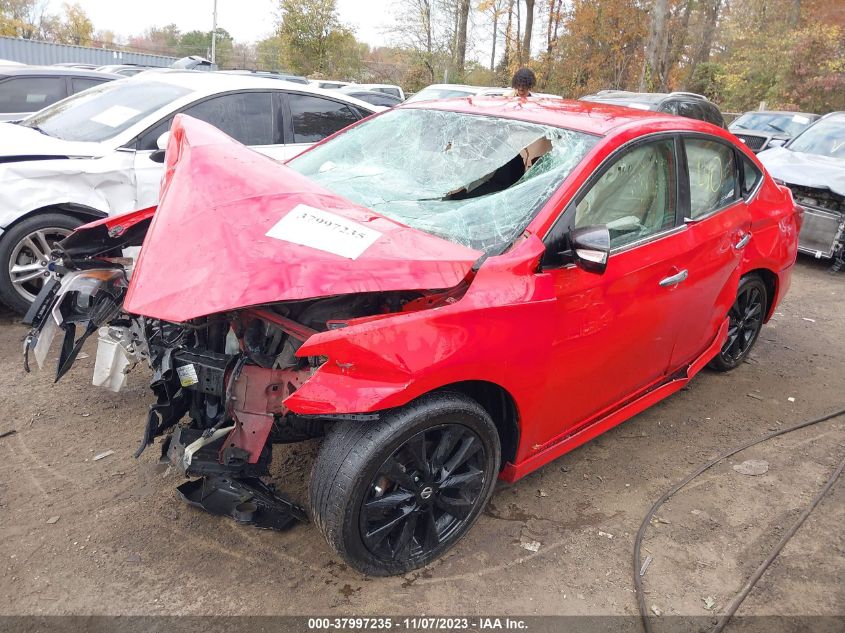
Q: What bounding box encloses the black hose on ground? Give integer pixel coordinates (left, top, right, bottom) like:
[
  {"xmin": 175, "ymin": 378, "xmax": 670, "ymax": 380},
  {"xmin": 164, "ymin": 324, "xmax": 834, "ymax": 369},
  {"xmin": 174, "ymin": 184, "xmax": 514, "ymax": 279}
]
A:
[{"xmin": 634, "ymin": 407, "xmax": 845, "ymax": 633}]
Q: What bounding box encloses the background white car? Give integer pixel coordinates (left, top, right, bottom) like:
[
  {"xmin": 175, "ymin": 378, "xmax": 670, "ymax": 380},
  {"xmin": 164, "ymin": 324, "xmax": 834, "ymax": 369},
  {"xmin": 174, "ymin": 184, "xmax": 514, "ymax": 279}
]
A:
[{"xmin": 0, "ymin": 70, "xmax": 378, "ymax": 313}]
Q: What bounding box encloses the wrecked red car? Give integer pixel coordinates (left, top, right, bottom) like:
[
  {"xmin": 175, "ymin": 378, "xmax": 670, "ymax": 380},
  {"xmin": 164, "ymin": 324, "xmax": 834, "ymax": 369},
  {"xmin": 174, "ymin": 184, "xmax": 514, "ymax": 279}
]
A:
[{"xmin": 23, "ymin": 99, "xmax": 800, "ymax": 575}]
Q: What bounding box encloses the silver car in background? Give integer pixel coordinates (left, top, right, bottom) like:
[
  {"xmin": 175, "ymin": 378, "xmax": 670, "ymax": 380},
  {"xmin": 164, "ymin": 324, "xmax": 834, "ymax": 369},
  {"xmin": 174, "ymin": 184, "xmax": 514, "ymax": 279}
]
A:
[{"xmin": 0, "ymin": 70, "xmax": 378, "ymax": 313}]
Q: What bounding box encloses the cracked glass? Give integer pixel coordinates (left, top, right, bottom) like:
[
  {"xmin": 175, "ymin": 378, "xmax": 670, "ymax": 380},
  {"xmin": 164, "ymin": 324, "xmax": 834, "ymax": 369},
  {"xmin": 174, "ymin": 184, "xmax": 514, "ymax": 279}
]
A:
[{"xmin": 288, "ymin": 108, "xmax": 598, "ymax": 254}]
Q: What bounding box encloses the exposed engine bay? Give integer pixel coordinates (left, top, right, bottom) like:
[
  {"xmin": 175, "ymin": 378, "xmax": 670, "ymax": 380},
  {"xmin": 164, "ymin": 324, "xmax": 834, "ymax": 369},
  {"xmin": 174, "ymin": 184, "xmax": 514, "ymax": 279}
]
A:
[
  {"xmin": 22, "ymin": 219, "xmax": 468, "ymax": 530},
  {"xmin": 786, "ymin": 183, "xmax": 845, "ymax": 270}
]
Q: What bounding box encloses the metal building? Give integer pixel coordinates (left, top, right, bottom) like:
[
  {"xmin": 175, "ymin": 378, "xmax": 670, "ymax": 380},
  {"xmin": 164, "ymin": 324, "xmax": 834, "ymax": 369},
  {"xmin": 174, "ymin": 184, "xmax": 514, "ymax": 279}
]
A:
[{"xmin": 0, "ymin": 37, "xmax": 176, "ymax": 67}]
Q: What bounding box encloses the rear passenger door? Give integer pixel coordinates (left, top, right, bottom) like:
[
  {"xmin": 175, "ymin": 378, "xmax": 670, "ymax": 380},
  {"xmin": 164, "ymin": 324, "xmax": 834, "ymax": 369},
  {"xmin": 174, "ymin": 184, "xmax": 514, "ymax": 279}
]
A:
[
  {"xmin": 668, "ymin": 135, "xmax": 751, "ymax": 369},
  {"xmin": 280, "ymin": 92, "xmax": 363, "ymax": 160}
]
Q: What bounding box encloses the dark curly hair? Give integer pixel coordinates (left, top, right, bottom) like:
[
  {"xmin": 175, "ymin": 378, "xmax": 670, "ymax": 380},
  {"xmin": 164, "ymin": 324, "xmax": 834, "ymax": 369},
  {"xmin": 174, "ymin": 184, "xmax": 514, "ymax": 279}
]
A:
[{"xmin": 511, "ymin": 67, "xmax": 537, "ymax": 90}]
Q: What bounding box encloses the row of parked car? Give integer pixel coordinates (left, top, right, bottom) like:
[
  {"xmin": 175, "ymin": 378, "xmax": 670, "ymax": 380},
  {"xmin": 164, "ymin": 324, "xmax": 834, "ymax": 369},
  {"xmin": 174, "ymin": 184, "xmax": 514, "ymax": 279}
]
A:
[
  {"xmin": 0, "ymin": 66, "xmax": 396, "ymax": 312},
  {"xmin": 0, "ymin": 64, "xmax": 842, "ymax": 314}
]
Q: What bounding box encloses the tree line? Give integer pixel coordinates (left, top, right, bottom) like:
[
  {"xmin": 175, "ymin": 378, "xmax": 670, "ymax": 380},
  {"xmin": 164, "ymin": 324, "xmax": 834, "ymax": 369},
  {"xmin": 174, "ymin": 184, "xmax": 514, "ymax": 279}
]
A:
[
  {"xmin": 2, "ymin": 0, "xmax": 842, "ymax": 113},
  {"xmin": 386, "ymin": 0, "xmax": 843, "ymax": 112}
]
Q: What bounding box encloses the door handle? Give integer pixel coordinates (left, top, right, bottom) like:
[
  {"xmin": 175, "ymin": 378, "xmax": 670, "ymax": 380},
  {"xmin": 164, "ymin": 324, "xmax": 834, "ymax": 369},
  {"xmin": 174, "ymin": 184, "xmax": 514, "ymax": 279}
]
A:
[
  {"xmin": 734, "ymin": 232, "xmax": 752, "ymax": 249},
  {"xmin": 659, "ymin": 269, "xmax": 688, "ymax": 287}
]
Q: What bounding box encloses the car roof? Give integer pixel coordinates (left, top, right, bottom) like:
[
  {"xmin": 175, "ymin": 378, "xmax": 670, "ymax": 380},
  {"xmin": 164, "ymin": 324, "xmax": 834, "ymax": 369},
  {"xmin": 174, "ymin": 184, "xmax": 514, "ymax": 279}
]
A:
[
  {"xmin": 818, "ymin": 111, "xmax": 845, "ymax": 121},
  {"xmin": 112, "ymin": 69, "xmax": 379, "ymax": 113},
  {"xmin": 130, "ymin": 69, "xmax": 326, "ymax": 90},
  {"xmin": 0, "ymin": 66, "xmax": 122, "ymax": 79},
  {"xmin": 357, "ymin": 83, "xmax": 400, "ymax": 89},
  {"xmin": 404, "ymin": 96, "xmax": 714, "ymax": 136},
  {"xmin": 419, "ymin": 84, "xmax": 492, "ymax": 92}
]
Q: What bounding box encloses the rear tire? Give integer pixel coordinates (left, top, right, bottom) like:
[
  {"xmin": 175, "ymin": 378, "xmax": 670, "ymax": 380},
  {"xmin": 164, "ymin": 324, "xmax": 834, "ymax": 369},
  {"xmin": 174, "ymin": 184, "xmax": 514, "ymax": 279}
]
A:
[
  {"xmin": 708, "ymin": 274, "xmax": 767, "ymax": 372},
  {"xmin": 309, "ymin": 392, "xmax": 501, "ymax": 576},
  {"xmin": 0, "ymin": 213, "xmax": 82, "ymax": 314}
]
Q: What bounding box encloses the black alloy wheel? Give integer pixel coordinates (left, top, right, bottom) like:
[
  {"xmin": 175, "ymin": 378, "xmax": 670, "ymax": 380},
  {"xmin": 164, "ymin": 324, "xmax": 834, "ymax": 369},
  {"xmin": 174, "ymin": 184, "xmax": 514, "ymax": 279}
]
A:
[
  {"xmin": 359, "ymin": 424, "xmax": 487, "ymax": 563},
  {"xmin": 709, "ymin": 275, "xmax": 768, "ymax": 372},
  {"xmin": 310, "ymin": 392, "xmax": 500, "ymax": 576}
]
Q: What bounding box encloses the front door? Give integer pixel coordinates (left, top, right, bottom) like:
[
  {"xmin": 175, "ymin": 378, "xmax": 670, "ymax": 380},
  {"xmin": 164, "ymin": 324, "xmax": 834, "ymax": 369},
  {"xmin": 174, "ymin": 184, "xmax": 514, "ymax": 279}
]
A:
[{"xmin": 539, "ymin": 137, "xmax": 692, "ymax": 433}]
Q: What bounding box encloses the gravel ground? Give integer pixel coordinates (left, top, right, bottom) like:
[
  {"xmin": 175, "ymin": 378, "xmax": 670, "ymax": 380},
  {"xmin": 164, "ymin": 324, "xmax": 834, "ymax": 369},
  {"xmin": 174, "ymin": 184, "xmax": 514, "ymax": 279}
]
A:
[{"xmin": 0, "ymin": 257, "xmax": 842, "ymax": 621}]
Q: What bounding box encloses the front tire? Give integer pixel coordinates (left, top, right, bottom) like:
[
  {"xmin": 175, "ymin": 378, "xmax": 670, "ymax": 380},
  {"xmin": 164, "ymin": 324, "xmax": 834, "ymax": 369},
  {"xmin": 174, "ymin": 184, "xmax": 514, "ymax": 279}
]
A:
[
  {"xmin": 309, "ymin": 392, "xmax": 501, "ymax": 576},
  {"xmin": 0, "ymin": 213, "xmax": 82, "ymax": 314},
  {"xmin": 708, "ymin": 274, "xmax": 767, "ymax": 372}
]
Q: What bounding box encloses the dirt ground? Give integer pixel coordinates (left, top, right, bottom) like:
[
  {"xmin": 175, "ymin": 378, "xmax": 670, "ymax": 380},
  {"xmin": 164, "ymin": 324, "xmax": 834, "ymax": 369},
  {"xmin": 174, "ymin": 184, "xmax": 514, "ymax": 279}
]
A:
[{"xmin": 0, "ymin": 257, "xmax": 842, "ymax": 621}]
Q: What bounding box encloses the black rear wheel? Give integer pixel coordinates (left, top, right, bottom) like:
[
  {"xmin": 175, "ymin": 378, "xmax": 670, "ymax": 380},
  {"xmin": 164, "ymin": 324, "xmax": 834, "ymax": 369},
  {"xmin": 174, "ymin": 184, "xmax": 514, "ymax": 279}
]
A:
[
  {"xmin": 709, "ymin": 275, "xmax": 767, "ymax": 372},
  {"xmin": 309, "ymin": 392, "xmax": 500, "ymax": 576}
]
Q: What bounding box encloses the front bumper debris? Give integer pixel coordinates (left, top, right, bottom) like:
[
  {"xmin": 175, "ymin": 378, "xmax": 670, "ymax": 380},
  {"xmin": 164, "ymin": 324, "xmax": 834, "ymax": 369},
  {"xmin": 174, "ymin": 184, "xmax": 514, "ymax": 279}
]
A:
[{"xmin": 177, "ymin": 476, "xmax": 307, "ymax": 531}]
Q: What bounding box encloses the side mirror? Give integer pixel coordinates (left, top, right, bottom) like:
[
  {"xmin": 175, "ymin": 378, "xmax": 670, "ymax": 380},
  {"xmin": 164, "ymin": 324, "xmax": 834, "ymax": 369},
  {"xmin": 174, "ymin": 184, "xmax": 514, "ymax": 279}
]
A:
[
  {"xmin": 156, "ymin": 131, "xmax": 171, "ymax": 150},
  {"xmin": 569, "ymin": 225, "xmax": 610, "ymax": 274},
  {"xmin": 149, "ymin": 131, "xmax": 170, "ymax": 164},
  {"xmin": 767, "ymin": 138, "xmax": 786, "ymax": 148}
]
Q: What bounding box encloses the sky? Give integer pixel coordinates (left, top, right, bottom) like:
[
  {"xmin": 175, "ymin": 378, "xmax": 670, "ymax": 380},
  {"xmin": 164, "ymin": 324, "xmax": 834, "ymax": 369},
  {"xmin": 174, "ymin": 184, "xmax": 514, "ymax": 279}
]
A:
[{"xmin": 46, "ymin": 0, "xmax": 395, "ymax": 47}]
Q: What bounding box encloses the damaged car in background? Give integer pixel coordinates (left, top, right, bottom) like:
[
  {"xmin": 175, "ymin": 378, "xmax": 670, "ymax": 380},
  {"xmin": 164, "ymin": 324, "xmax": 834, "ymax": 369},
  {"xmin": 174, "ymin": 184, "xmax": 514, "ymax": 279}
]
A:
[
  {"xmin": 23, "ymin": 97, "xmax": 800, "ymax": 575},
  {"xmin": 758, "ymin": 111, "xmax": 845, "ymax": 271},
  {"xmin": 728, "ymin": 109, "xmax": 819, "ymax": 153},
  {"xmin": 0, "ymin": 70, "xmax": 377, "ymax": 314}
]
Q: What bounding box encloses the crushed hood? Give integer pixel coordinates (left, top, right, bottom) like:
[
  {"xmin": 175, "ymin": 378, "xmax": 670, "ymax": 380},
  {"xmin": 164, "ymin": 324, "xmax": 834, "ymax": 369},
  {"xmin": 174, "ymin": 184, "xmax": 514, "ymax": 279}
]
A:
[
  {"xmin": 123, "ymin": 115, "xmax": 482, "ymax": 322},
  {"xmin": 758, "ymin": 146, "xmax": 845, "ymax": 197},
  {"xmin": 0, "ymin": 122, "xmax": 108, "ymax": 161}
]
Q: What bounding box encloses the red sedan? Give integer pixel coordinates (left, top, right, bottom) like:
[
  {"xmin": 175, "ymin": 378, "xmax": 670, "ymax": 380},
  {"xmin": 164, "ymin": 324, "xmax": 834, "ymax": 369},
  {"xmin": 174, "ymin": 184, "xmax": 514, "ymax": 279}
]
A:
[{"xmin": 24, "ymin": 97, "xmax": 800, "ymax": 576}]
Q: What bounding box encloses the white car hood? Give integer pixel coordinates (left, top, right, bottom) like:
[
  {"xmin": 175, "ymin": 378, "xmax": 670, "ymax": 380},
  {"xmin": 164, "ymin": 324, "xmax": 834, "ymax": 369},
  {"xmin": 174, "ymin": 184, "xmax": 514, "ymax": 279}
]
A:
[
  {"xmin": 758, "ymin": 146, "xmax": 845, "ymax": 197},
  {"xmin": 0, "ymin": 122, "xmax": 110, "ymax": 160}
]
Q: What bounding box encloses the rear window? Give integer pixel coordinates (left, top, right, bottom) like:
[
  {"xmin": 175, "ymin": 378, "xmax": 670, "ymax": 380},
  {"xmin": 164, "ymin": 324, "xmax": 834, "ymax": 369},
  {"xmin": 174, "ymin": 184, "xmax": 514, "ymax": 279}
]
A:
[
  {"xmin": 405, "ymin": 88, "xmax": 475, "ymax": 103},
  {"xmin": 0, "ymin": 76, "xmax": 66, "ymax": 113},
  {"xmin": 70, "ymin": 77, "xmax": 107, "ymax": 94}
]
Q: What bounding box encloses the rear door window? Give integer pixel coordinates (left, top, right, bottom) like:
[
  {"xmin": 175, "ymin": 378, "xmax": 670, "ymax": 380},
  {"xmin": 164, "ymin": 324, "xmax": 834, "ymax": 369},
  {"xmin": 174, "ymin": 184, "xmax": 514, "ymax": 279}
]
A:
[
  {"xmin": 182, "ymin": 91, "xmax": 276, "ymax": 146},
  {"xmin": 287, "ymin": 93, "xmax": 360, "ymax": 143},
  {"xmin": 684, "ymin": 138, "xmax": 738, "ymax": 218},
  {"xmin": 374, "ymin": 87, "xmax": 401, "ymax": 98},
  {"xmin": 0, "ymin": 77, "xmax": 67, "ymax": 113}
]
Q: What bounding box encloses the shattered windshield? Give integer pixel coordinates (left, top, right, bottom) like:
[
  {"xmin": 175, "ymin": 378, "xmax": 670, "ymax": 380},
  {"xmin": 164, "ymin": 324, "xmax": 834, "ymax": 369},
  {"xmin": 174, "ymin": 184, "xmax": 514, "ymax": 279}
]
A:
[{"xmin": 288, "ymin": 108, "xmax": 598, "ymax": 253}]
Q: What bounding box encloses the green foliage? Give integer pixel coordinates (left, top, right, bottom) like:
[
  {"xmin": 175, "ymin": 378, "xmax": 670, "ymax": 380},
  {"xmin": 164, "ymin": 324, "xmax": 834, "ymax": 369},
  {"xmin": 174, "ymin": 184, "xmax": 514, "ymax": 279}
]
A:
[
  {"xmin": 687, "ymin": 62, "xmax": 723, "ymax": 102},
  {"xmin": 267, "ymin": 0, "xmax": 364, "ymax": 77},
  {"xmin": 715, "ymin": 0, "xmax": 844, "ymax": 113},
  {"xmin": 178, "ymin": 28, "xmax": 234, "ymax": 67}
]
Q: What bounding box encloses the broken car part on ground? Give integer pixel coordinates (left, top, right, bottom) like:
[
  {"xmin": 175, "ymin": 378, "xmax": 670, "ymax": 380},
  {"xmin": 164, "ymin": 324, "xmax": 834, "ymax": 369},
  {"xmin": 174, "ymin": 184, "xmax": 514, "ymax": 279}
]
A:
[{"xmin": 23, "ymin": 97, "xmax": 800, "ymax": 575}]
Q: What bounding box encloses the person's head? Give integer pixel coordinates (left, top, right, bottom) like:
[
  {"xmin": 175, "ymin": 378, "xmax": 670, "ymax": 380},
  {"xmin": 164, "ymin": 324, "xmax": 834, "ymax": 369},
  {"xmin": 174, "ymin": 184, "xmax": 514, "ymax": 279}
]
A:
[{"xmin": 511, "ymin": 67, "xmax": 536, "ymax": 97}]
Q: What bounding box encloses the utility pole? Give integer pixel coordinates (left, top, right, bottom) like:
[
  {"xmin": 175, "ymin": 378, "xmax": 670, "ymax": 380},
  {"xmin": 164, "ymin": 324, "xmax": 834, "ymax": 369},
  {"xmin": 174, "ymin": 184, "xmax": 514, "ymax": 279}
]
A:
[{"xmin": 211, "ymin": 0, "xmax": 218, "ymax": 64}]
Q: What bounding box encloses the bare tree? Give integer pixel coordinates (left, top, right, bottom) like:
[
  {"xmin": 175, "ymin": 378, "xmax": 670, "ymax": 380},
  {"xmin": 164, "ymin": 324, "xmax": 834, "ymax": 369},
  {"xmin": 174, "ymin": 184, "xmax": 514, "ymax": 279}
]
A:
[
  {"xmin": 521, "ymin": 0, "xmax": 535, "ymax": 63},
  {"xmin": 686, "ymin": 0, "xmax": 723, "ymax": 84},
  {"xmin": 391, "ymin": 0, "xmax": 437, "ymax": 82},
  {"xmin": 502, "ymin": 0, "xmax": 515, "ymax": 69},
  {"xmin": 639, "ymin": 0, "xmax": 670, "ymax": 91},
  {"xmin": 479, "ymin": 0, "xmax": 507, "ymax": 71},
  {"xmin": 454, "ymin": 0, "xmax": 470, "ymax": 74}
]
